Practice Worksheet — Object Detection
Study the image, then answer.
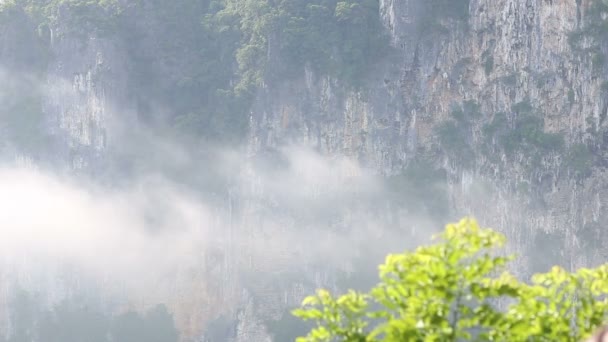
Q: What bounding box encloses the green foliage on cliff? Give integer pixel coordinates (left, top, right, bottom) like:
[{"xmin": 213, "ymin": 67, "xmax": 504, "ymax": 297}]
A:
[
  {"xmin": 0, "ymin": 2, "xmax": 51, "ymax": 69},
  {"xmin": 293, "ymin": 218, "xmax": 608, "ymax": 342},
  {"xmin": 569, "ymin": 0, "xmax": 608, "ymax": 49},
  {"xmin": 216, "ymin": 0, "xmax": 389, "ymax": 90},
  {"xmin": 282, "ymin": 0, "xmax": 389, "ymax": 85},
  {"xmin": 437, "ymin": 120, "xmax": 474, "ymax": 163},
  {"xmin": 427, "ymin": 0, "xmax": 470, "ymax": 20},
  {"xmin": 115, "ymin": 0, "xmax": 251, "ymax": 143},
  {"xmin": 386, "ymin": 159, "xmax": 449, "ymax": 220},
  {"xmin": 482, "ymin": 50, "xmax": 494, "ymax": 76},
  {"xmin": 1, "ymin": 0, "xmax": 122, "ymax": 36},
  {"xmin": 436, "ymin": 99, "xmax": 595, "ymax": 180},
  {"xmin": 167, "ymin": 0, "xmax": 385, "ymax": 136},
  {"xmin": 481, "ymin": 99, "xmax": 564, "ymax": 162},
  {"xmin": 180, "ymin": 0, "xmax": 387, "ymax": 140},
  {"xmin": 436, "ymin": 101, "xmax": 479, "ymax": 167},
  {"xmin": 505, "ymin": 100, "xmax": 564, "ymax": 153},
  {"xmin": 563, "ymin": 142, "xmax": 594, "ymax": 178},
  {"xmin": 418, "ymin": 0, "xmax": 470, "ymax": 35},
  {"xmin": 45, "ymin": 0, "xmax": 122, "ymax": 31},
  {"xmin": 569, "ymin": 0, "xmax": 608, "ymax": 78},
  {"xmin": 1, "ymin": 0, "xmax": 390, "ymax": 143}
]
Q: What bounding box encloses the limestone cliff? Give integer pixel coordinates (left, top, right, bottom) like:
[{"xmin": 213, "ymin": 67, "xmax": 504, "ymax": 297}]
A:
[
  {"xmin": 1, "ymin": 0, "xmax": 608, "ymax": 341},
  {"xmin": 251, "ymin": 0, "xmax": 608, "ymax": 275}
]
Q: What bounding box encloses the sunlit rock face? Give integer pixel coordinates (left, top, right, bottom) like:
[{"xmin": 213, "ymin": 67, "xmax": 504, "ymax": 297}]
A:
[
  {"xmin": 42, "ymin": 19, "xmax": 134, "ymax": 171},
  {"xmin": 1, "ymin": 0, "xmax": 608, "ymax": 341}
]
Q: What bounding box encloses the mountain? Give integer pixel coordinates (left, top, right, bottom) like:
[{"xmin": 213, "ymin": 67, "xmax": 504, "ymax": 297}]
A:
[{"xmin": 0, "ymin": 0, "xmax": 606, "ymax": 341}]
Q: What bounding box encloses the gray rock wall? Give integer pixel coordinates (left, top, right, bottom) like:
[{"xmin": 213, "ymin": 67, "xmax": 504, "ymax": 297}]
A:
[{"xmin": 2, "ymin": 0, "xmax": 608, "ymax": 340}]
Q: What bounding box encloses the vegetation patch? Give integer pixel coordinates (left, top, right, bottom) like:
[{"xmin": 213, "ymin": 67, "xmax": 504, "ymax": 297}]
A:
[
  {"xmin": 482, "ymin": 52, "xmax": 494, "ymax": 76},
  {"xmin": 569, "ymin": 0, "xmax": 608, "ymax": 87},
  {"xmin": 217, "ymin": 0, "xmax": 390, "ymax": 90},
  {"xmin": 417, "ymin": 0, "xmax": 470, "ymax": 36},
  {"xmin": 385, "ymin": 158, "xmax": 449, "ymax": 221},
  {"xmin": 564, "ymin": 142, "xmax": 594, "ymax": 178},
  {"xmin": 435, "ymin": 101, "xmax": 479, "ymax": 168},
  {"xmin": 4, "ymin": 0, "xmax": 125, "ymax": 37},
  {"xmin": 482, "ymin": 99, "xmax": 564, "ymax": 159},
  {"xmin": 2, "ymin": 0, "xmax": 391, "ymax": 144}
]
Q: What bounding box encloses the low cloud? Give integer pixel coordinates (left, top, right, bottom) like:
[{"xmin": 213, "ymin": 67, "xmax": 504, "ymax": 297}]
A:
[{"xmin": 0, "ymin": 140, "xmax": 447, "ymax": 338}]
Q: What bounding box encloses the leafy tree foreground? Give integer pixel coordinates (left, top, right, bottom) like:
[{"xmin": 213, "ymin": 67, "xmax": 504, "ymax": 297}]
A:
[{"xmin": 294, "ymin": 218, "xmax": 608, "ymax": 341}]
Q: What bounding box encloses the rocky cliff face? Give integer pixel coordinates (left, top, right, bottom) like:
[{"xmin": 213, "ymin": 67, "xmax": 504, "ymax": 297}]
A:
[
  {"xmin": 44, "ymin": 32, "xmax": 132, "ymax": 170},
  {"xmin": 229, "ymin": 0, "xmax": 608, "ymax": 338},
  {"xmin": 2, "ymin": 0, "xmax": 608, "ymax": 341},
  {"xmin": 252, "ymin": 0, "xmax": 608, "ymax": 274}
]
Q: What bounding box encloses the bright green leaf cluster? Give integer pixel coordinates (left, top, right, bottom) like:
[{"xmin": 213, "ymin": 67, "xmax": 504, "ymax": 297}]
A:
[{"xmin": 294, "ymin": 218, "xmax": 608, "ymax": 341}]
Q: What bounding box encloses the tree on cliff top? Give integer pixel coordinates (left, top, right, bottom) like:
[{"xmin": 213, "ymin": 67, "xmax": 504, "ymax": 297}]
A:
[{"xmin": 293, "ymin": 218, "xmax": 608, "ymax": 341}]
